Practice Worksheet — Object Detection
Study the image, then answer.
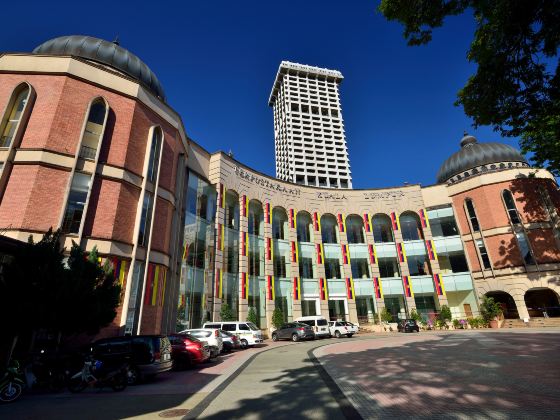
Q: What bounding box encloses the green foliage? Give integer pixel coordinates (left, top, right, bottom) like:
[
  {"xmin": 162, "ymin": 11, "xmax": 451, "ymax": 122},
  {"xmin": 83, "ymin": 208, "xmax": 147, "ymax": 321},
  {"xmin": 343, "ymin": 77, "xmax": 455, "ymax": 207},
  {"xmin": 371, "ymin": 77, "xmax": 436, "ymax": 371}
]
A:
[
  {"xmin": 380, "ymin": 308, "xmax": 394, "ymax": 323},
  {"xmin": 439, "ymin": 305, "xmax": 452, "ymax": 322},
  {"xmin": 0, "ymin": 229, "xmax": 121, "ymax": 340},
  {"xmin": 436, "ymin": 319, "xmax": 448, "ymax": 330},
  {"xmin": 409, "ymin": 308, "xmax": 422, "ymax": 322},
  {"xmin": 378, "ymin": 0, "xmax": 560, "ymax": 176},
  {"xmin": 219, "ymin": 303, "xmax": 236, "ymax": 321},
  {"xmin": 271, "ymin": 307, "xmax": 285, "ymax": 329},
  {"xmin": 247, "ymin": 307, "xmax": 258, "ymax": 326},
  {"xmin": 452, "ymin": 319, "xmax": 460, "ymax": 328},
  {"xmin": 480, "ymin": 295, "xmax": 502, "ymax": 322}
]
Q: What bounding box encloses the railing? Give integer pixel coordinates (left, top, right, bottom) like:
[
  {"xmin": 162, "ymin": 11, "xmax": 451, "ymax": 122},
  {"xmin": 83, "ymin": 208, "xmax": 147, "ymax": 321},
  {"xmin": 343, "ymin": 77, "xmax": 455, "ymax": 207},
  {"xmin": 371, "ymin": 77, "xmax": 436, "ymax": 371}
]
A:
[{"xmin": 79, "ymin": 145, "xmax": 97, "ymax": 160}]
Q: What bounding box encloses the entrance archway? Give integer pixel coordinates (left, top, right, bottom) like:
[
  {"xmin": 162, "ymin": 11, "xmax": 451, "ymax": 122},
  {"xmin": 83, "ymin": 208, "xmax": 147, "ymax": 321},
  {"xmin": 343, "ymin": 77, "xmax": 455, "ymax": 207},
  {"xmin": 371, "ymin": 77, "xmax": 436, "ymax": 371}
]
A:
[
  {"xmin": 485, "ymin": 291, "xmax": 519, "ymax": 319},
  {"xmin": 525, "ymin": 288, "xmax": 560, "ymax": 318}
]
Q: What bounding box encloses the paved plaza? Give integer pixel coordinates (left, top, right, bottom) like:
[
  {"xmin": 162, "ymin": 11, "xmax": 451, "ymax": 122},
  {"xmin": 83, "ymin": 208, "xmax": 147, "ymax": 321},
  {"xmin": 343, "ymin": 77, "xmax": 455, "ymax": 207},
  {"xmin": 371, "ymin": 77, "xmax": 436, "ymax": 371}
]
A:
[{"xmin": 1, "ymin": 329, "xmax": 558, "ymax": 419}]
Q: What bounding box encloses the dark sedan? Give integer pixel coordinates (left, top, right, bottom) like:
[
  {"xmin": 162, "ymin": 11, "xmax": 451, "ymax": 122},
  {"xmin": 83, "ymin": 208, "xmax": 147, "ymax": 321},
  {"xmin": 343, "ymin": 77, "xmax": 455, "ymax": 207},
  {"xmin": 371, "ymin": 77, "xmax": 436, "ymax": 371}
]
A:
[
  {"xmin": 397, "ymin": 319, "xmax": 420, "ymax": 333},
  {"xmin": 271, "ymin": 322, "xmax": 315, "ymax": 342}
]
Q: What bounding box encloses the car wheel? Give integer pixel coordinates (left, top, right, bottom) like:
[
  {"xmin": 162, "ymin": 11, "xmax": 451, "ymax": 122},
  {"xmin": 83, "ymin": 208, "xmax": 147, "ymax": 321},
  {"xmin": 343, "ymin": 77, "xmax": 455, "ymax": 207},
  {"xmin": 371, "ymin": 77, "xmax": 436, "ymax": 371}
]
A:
[
  {"xmin": 272, "ymin": 333, "xmax": 278, "ymax": 342},
  {"xmin": 291, "ymin": 333, "xmax": 299, "ymax": 342},
  {"xmin": 240, "ymin": 339, "xmax": 249, "ymax": 350},
  {"xmin": 347, "ymin": 334, "xmax": 353, "ymax": 338},
  {"xmin": 127, "ymin": 366, "xmax": 141, "ymax": 385},
  {"xmin": 334, "ymin": 330, "xmax": 341, "ymax": 338}
]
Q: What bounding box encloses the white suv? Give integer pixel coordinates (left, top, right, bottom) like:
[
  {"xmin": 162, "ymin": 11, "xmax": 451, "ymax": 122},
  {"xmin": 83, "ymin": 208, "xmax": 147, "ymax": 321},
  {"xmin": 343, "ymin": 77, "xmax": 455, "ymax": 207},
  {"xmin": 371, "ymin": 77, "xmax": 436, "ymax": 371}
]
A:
[
  {"xmin": 203, "ymin": 321, "xmax": 263, "ymax": 349},
  {"xmin": 328, "ymin": 321, "xmax": 354, "ymax": 338},
  {"xmin": 180, "ymin": 329, "xmax": 223, "ymax": 357}
]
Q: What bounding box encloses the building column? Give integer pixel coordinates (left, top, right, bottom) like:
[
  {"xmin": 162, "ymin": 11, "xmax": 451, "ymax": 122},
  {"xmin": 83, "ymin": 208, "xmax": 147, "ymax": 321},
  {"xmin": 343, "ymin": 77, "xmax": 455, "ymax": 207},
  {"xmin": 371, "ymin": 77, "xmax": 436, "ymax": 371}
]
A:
[
  {"xmin": 263, "ymin": 202, "xmax": 275, "ymax": 333},
  {"xmin": 339, "ymin": 213, "xmax": 358, "ymax": 324},
  {"xmin": 288, "ymin": 208, "xmax": 303, "ymax": 320},
  {"xmin": 313, "ymin": 212, "xmax": 330, "ymax": 320},
  {"xmin": 392, "ymin": 212, "xmax": 416, "ymax": 317},
  {"xmin": 513, "ymin": 295, "xmax": 530, "ymax": 320},
  {"xmin": 238, "ymin": 195, "xmax": 249, "ymax": 322},
  {"xmin": 364, "ymin": 214, "xmax": 385, "ymax": 324},
  {"xmin": 212, "ymin": 184, "xmax": 226, "ymax": 322}
]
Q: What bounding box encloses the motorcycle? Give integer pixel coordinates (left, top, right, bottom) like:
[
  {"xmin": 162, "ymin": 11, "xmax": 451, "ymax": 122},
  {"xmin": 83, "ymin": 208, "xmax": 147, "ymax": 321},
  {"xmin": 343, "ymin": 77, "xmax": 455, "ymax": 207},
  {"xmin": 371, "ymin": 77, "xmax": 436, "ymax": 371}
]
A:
[
  {"xmin": 0, "ymin": 360, "xmax": 26, "ymax": 403},
  {"xmin": 67, "ymin": 357, "xmax": 128, "ymax": 393}
]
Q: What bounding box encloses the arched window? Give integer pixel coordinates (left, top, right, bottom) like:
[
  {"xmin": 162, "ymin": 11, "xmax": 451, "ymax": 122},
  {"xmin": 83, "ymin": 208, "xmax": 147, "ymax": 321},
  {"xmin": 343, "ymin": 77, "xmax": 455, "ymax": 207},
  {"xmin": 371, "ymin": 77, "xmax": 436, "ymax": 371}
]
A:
[
  {"xmin": 320, "ymin": 214, "xmax": 338, "ymax": 244},
  {"xmin": 272, "ymin": 207, "xmax": 288, "ymax": 240},
  {"xmin": 296, "ymin": 211, "xmax": 313, "ymax": 242},
  {"xmin": 147, "ymin": 127, "xmax": 162, "ymax": 183},
  {"xmin": 400, "ymin": 212, "xmax": 422, "ymax": 241},
  {"xmin": 465, "ymin": 199, "xmax": 480, "ymax": 232},
  {"xmin": 372, "ymin": 214, "xmax": 394, "ymax": 243},
  {"xmin": 0, "ymin": 84, "xmax": 32, "ymax": 148},
  {"xmin": 502, "ymin": 190, "xmax": 521, "ymax": 224},
  {"xmin": 225, "ymin": 190, "xmax": 240, "ymax": 230},
  {"xmin": 248, "ymin": 200, "xmax": 264, "ymax": 236},
  {"xmin": 79, "ymin": 99, "xmax": 108, "ymax": 159},
  {"xmin": 346, "ymin": 215, "xmax": 365, "ymax": 244}
]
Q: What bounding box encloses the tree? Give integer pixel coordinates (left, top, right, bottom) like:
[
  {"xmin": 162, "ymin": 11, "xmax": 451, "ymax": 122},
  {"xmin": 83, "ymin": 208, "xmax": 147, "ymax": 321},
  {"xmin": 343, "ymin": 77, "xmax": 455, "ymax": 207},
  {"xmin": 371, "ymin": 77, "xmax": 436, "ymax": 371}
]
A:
[
  {"xmin": 271, "ymin": 307, "xmax": 285, "ymax": 329},
  {"xmin": 409, "ymin": 308, "xmax": 422, "ymax": 322},
  {"xmin": 378, "ymin": 0, "xmax": 560, "ymax": 175},
  {"xmin": 246, "ymin": 307, "xmax": 258, "ymax": 326},
  {"xmin": 0, "ymin": 230, "xmax": 121, "ymax": 365},
  {"xmin": 480, "ymin": 295, "xmax": 502, "ymax": 322},
  {"xmin": 380, "ymin": 308, "xmax": 394, "ymax": 323},
  {"xmin": 220, "ymin": 303, "xmax": 235, "ymax": 321},
  {"xmin": 439, "ymin": 305, "xmax": 452, "ymax": 322}
]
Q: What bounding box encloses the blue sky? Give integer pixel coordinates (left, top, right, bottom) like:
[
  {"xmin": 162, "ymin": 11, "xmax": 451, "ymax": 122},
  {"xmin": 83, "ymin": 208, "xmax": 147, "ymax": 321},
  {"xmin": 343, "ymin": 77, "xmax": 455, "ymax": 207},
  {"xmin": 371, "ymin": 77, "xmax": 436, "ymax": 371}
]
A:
[{"xmin": 1, "ymin": 1, "xmax": 518, "ymax": 188}]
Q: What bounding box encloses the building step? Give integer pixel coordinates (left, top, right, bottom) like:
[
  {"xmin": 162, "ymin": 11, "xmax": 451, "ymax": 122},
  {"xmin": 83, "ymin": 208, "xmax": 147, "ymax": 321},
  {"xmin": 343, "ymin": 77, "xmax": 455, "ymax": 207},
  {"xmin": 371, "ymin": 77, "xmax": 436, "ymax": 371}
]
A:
[{"xmin": 502, "ymin": 317, "xmax": 560, "ymax": 328}]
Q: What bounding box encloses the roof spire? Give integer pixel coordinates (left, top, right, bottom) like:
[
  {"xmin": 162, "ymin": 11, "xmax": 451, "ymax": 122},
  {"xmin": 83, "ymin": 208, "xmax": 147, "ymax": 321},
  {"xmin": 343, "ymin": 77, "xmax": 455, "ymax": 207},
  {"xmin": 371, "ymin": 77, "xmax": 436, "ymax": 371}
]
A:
[{"xmin": 112, "ymin": 35, "xmax": 120, "ymax": 46}]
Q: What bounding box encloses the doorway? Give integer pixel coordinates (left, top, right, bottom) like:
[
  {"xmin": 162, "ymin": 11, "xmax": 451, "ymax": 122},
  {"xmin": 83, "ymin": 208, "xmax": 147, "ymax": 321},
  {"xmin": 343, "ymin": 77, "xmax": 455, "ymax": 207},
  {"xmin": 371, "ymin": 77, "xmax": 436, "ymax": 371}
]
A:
[{"xmin": 328, "ymin": 299, "xmax": 347, "ymax": 321}]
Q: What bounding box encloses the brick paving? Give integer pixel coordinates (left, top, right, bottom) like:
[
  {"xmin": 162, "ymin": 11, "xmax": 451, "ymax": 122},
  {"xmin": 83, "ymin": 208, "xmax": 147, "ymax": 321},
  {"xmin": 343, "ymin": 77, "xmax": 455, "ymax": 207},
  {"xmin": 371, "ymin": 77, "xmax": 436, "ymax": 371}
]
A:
[{"xmin": 314, "ymin": 329, "xmax": 560, "ymax": 419}]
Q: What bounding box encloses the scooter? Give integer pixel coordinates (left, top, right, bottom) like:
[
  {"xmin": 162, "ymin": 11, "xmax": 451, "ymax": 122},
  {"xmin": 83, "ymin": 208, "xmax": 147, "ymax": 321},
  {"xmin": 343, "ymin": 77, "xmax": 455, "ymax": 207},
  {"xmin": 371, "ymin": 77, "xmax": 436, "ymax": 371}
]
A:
[
  {"xmin": 67, "ymin": 357, "xmax": 128, "ymax": 393},
  {"xmin": 0, "ymin": 360, "xmax": 26, "ymax": 403}
]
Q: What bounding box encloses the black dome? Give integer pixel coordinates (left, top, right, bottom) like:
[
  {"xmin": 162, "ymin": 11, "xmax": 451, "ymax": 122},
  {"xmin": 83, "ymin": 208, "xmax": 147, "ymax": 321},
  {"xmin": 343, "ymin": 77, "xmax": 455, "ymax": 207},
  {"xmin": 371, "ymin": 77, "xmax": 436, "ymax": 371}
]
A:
[
  {"xmin": 436, "ymin": 134, "xmax": 527, "ymax": 183},
  {"xmin": 33, "ymin": 35, "xmax": 165, "ymax": 101}
]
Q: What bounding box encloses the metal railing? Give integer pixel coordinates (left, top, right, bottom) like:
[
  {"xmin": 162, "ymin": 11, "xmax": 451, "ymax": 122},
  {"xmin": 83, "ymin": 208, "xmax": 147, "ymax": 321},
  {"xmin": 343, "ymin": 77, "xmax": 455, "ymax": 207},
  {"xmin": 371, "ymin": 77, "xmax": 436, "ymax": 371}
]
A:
[{"xmin": 79, "ymin": 145, "xmax": 97, "ymax": 160}]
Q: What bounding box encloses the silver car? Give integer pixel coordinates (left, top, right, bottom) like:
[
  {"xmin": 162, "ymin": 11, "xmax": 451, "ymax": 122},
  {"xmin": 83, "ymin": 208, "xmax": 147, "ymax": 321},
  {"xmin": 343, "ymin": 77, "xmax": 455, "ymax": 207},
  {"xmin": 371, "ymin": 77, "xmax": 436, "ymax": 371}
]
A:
[{"xmin": 271, "ymin": 322, "xmax": 315, "ymax": 342}]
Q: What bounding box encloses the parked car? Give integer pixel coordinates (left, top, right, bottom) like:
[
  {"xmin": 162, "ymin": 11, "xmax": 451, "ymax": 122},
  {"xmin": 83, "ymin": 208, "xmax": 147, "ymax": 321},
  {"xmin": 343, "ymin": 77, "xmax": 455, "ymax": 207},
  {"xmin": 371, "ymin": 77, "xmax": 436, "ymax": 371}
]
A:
[
  {"xmin": 92, "ymin": 335, "xmax": 172, "ymax": 385},
  {"xmin": 328, "ymin": 321, "xmax": 353, "ymax": 338},
  {"xmin": 220, "ymin": 330, "xmax": 240, "ymax": 352},
  {"xmin": 203, "ymin": 321, "xmax": 264, "ymax": 349},
  {"xmin": 271, "ymin": 322, "xmax": 315, "ymax": 342},
  {"xmin": 168, "ymin": 334, "xmax": 210, "ymax": 369},
  {"xmin": 397, "ymin": 319, "xmax": 420, "ymax": 333},
  {"xmin": 179, "ymin": 329, "xmax": 223, "ymax": 357},
  {"xmin": 340, "ymin": 321, "xmax": 359, "ymax": 335},
  {"xmin": 295, "ymin": 316, "xmax": 330, "ymax": 338}
]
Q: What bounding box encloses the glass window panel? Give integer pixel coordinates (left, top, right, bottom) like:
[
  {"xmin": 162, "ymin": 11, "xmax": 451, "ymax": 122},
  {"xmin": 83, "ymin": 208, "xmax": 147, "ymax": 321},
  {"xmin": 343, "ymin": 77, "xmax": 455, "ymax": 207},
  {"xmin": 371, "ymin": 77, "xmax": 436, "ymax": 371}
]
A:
[
  {"xmin": 378, "ymin": 257, "xmax": 400, "ymax": 278},
  {"xmin": 372, "ymin": 215, "xmax": 393, "ymax": 243},
  {"xmin": 138, "ymin": 192, "xmax": 153, "ymax": 246},
  {"xmin": 0, "ymin": 87, "xmax": 29, "ymax": 148},
  {"xmin": 516, "ymin": 232, "xmax": 534, "ymax": 265},
  {"xmin": 61, "ymin": 172, "xmax": 92, "ymax": 234}
]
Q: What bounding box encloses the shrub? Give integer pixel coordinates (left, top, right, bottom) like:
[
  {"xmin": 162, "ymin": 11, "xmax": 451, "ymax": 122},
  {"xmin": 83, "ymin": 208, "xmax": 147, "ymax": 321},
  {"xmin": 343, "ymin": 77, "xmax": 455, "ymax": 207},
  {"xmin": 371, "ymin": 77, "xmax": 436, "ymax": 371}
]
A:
[
  {"xmin": 410, "ymin": 308, "xmax": 422, "ymax": 322},
  {"xmin": 436, "ymin": 319, "xmax": 448, "ymax": 329},
  {"xmin": 380, "ymin": 308, "xmax": 393, "ymax": 323},
  {"xmin": 247, "ymin": 307, "xmax": 258, "ymax": 326},
  {"xmin": 439, "ymin": 305, "xmax": 452, "ymax": 322},
  {"xmin": 480, "ymin": 296, "xmax": 502, "ymax": 322},
  {"xmin": 271, "ymin": 307, "xmax": 285, "ymax": 329},
  {"xmin": 468, "ymin": 318, "xmax": 478, "ymax": 328},
  {"xmin": 452, "ymin": 319, "xmax": 460, "ymax": 329},
  {"xmin": 220, "ymin": 303, "xmax": 236, "ymax": 321}
]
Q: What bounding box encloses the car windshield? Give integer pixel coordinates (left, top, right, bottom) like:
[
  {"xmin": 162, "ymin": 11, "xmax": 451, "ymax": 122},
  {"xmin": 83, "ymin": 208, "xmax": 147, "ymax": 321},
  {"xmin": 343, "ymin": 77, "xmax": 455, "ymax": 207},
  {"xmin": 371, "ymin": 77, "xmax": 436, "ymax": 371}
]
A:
[
  {"xmin": 317, "ymin": 319, "xmax": 328, "ymax": 326},
  {"xmin": 247, "ymin": 322, "xmax": 260, "ymax": 331}
]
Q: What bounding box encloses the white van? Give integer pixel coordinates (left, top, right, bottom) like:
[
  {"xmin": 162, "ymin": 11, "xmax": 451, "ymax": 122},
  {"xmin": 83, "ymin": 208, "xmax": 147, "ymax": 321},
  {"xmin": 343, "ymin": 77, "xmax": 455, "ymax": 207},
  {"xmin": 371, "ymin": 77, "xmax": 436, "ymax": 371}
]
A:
[
  {"xmin": 203, "ymin": 321, "xmax": 263, "ymax": 349},
  {"xmin": 295, "ymin": 316, "xmax": 330, "ymax": 338}
]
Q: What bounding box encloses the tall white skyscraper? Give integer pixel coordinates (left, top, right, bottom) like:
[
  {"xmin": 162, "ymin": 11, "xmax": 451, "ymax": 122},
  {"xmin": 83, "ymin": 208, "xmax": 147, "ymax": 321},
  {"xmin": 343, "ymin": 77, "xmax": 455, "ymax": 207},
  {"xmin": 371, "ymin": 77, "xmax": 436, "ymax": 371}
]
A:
[{"xmin": 269, "ymin": 61, "xmax": 352, "ymax": 189}]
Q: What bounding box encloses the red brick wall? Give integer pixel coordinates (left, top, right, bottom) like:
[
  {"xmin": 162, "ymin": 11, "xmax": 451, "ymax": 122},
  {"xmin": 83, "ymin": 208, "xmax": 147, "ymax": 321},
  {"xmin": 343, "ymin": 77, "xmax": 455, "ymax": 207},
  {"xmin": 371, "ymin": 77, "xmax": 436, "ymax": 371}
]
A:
[
  {"xmin": 528, "ymin": 229, "xmax": 560, "ymax": 264},
  {"xmin": 151, "ymin": 198, "xmax": 173, "ymax": 254},
  {"xmin": 464, "ymin": 241, "xmax": 481, "ymax": 271}
]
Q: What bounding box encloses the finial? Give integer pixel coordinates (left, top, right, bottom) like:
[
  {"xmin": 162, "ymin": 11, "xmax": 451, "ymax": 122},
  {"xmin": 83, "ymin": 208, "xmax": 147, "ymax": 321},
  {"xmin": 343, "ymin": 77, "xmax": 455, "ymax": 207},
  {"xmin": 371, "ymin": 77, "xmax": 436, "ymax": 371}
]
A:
[{"xmin": 112, "ymin": 36, "xmax": 120, "ymax": 46}]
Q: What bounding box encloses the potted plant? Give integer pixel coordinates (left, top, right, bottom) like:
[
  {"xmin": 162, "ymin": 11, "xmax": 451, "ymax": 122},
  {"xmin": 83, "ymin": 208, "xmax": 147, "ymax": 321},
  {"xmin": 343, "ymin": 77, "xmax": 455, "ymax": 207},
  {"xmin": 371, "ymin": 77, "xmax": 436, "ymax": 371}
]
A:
[
  {"xmin": 459, "ymin": 319, "xmax": 468, "ymax": 329},
  {"xmin": 452, "ymin": 319, "xmax": 460, "ymax": 329},
  {"xmin": 480, "ymin": 296, "xmax": 502, "ymax": 328}
]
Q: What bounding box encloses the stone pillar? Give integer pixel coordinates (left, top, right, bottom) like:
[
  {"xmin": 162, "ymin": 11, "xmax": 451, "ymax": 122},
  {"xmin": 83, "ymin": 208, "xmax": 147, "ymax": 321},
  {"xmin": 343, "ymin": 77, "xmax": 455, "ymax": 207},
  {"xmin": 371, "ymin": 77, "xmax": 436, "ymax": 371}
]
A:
[
  {"xmin": 339, "ymin": 213, "xmax": 358, "ymax": 324},
  {"xmin": 513, "ymin": 295, "xmax": 530, "ymax": 320},
  {"xmin": 393, "ymin": 212, "xmax": 416, "ymax": 317},
  {"xmin": 313, "ymin": 212, "xmax": 330, "ymax": 320},
  {"xmin": 212, "ymin": 184, "xmax": 226, "ymax": 322},
  {"xmin": 263, "ymin": 202, "xmax": 275, "ymax": 334},
  {"xmin": 238, "ymin": 195, "xmax": 249, "ymax": 322},
  {"xmin": 364, "ymin": 213, "xmax": 385, "ymax": 325},
  {"xmin": 288, "ymin": 208, "xmax": 303, "ymax": 320}
]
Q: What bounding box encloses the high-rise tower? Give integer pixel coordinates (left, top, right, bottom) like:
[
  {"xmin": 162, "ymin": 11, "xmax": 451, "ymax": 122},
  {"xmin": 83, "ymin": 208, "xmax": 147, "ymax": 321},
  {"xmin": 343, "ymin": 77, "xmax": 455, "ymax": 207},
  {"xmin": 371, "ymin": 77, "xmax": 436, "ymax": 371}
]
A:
[{"xmin": 269, "ymin": 61, "xmax": 352, "ymax": 189}]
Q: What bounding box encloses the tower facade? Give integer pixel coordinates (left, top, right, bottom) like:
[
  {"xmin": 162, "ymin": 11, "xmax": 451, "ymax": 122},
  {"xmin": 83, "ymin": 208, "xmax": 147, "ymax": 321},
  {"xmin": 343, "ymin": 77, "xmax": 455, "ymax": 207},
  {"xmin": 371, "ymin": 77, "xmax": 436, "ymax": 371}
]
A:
[{"xmin": 269, "ymin": 61, "xmax": 352, "ymax": 189}]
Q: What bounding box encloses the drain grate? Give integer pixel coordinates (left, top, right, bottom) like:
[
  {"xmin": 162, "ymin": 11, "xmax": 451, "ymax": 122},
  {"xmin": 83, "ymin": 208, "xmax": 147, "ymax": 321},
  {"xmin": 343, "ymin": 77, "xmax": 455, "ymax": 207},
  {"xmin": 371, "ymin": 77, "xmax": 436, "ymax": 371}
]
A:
[{"xmin": 159, "ymin": 409, "xmax": 190, "ymax": 418}]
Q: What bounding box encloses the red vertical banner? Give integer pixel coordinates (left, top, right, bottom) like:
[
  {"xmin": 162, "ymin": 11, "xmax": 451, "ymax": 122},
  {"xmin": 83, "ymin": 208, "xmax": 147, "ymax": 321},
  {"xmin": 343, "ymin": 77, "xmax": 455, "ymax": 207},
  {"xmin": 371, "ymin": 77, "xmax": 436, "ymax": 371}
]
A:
[
  {"xmin": 425, "ymin": 240, "xmax": 437, "ymax": 260},
  {"xmin": 144, "ymin": 263, "xmax": 155, "ymax": 305},
  {"xmin": 433, "ymin": 273, "xmax": 446, "ymax": 296},
  {"xmin": 241, "ymin": 195, "xmax": 248, "ymax": 217},
  {"xmin": 396, "ymin": 243, "xmax": 407, "ymax": 263},
  {"xmin": 341, "ymin": 244, "xmax": 349, "ymax": 264},
  {"xmin": 319, "ymin": 278, "xmax": 328, "ymax": 300},
  {"xmin": 293, "ymin": 277, "xmax": 301, "ymax": 300},
  {"xmin": 402, "ymin": 275, "xmax": 413, "ymax": 298},
  {"xmin": 316, "ymin": 243, "xmax": 324, "ymax": 264},
  {"xmin": 337, "ymin": 213, "xmax": 345, "ymax": 232},
  {"xmin": 418, "ymin": 208, "xmax": 430, "ymax": 229},
  {"xmin": 267, "ymin": 275, "xmax": 275, "ymax": 300},
  {"xmin": 241, "ymin": 272, "xmax": 248, "ymax": 299},
  {"xmin": 266, "ymin": 237, "xmax": 272, "ymax": 260},
  {"xmin": 264, "ymin": 202, "xmax": 271, "ymax": 224},
  {"xmin": 368, "ymin": 244, "xmax": 377, "ymax": 265},
  {"xmin": 373, "ymin": 276, "xmax": 383, "ymax": 299},
  {"xmin": 289, "ymin": 208, "xmax": 296, "ymax": 229},
  {"xmin": 291, "ymin": 241, "xmax": 298, "ymax": 262},
  {"xmin": 345, "ymin": 277, "xmax": 355, "ymax": 299},
  {"xmin": 241, "ymin": 231, "xmax": 246, "ymax": 256},
  {"xmin": 215, "ymin": 268, "xmax": 223, "ymax": 298},
  {"xmin": 219, "ymin": 184, "xmax": 225, "ymax": 209},
  {"xmin": 391, "ymin": 212, "xmax": 400, "ymax": 231},
  {"xmin": 363, "ymin": 213, "xmax": 371, "ymax": 232},
  {"xmin": 313, "ymin": 212, "xmax": 319, "ymax": 231}
]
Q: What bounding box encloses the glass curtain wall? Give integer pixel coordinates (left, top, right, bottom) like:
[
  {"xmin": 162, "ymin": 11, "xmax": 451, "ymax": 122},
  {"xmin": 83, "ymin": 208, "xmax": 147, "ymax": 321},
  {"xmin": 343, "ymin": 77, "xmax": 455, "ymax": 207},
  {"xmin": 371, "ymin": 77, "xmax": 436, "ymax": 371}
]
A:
[
  {"xmin": 248, "ymin": 200, "xmax": 265, "ymax": 327},
  {"xmin": 177, "ymin": 172, "xmax": 216, "ymax": 330}
]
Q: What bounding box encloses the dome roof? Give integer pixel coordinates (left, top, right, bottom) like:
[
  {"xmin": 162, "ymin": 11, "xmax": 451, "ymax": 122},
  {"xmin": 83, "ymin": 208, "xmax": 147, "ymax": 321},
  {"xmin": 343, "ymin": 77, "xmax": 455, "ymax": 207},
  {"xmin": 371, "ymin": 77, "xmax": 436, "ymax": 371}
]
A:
[
  {"xmin": 436, "ymin": 134, "xmax": 527, "ymax": 183},
  {"xmin": 33, "ymin": 35, "xmax": 165, "ymax": 101}
]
